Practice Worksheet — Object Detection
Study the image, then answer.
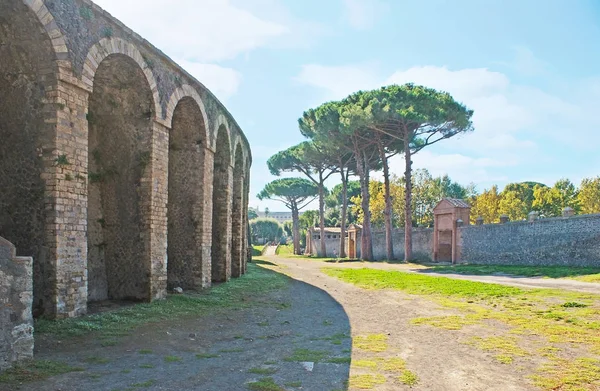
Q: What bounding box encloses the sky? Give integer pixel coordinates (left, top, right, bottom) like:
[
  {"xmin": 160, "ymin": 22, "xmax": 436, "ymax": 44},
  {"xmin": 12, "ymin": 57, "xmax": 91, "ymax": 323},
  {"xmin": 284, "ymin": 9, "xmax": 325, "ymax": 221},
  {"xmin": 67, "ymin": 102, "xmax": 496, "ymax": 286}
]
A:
[{"xmin": 93, "ymin": 0, "xmax": 600, "ymax": 212}]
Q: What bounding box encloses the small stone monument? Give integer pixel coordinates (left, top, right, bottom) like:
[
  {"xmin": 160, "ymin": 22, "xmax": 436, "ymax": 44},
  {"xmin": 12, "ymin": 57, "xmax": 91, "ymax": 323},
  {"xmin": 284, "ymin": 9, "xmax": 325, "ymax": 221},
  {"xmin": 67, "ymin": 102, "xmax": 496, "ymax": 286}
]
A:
[
  {"xmin": 528, "ymin": 211, "xmax": 539, "ymax": 222},
  {"xmin": 499, "ymin": 214, "xmax": 509, "ymax": 224},
  {"xmin": 475, "ymin": 216, "xmax": 484, "ymax": 226},
  {"xmin": 562, "ymin": 207, "xmax": 575, "ymax": 217}
]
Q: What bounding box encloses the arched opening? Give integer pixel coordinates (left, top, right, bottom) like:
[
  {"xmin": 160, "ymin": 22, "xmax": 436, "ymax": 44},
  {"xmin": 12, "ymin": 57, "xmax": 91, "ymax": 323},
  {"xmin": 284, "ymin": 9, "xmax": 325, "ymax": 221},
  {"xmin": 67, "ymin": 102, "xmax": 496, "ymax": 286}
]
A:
[
  {"xmin": 211, "ymin": 125, "xmax": 232, "ymax": 282},
  {"xmin": 167, "ymin": 97, "xmax": 207, "ymax": 290},
  {"xmin": 0, "ymin": 0, "xmax": 57, "ymax": 313},
  {"xmin": 231, "ymin": 146, "xmax": 245, "ymax": 277},
  {"xmin": 87, "ymin": 53, "xmax": 154, "ymax": 302}
]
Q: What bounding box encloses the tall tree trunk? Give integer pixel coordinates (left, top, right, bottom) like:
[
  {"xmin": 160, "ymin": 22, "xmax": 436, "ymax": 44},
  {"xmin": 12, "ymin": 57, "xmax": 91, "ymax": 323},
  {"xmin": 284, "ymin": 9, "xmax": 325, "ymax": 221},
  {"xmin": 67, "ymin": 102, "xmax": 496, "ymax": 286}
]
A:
[
  {"xmin": 378, "ymin": 142, "xmax": 394, "ymax": 260},
  {"xmin": 404, "ymin": 129, "xmax": 413, "ymax": 261},
  {"xmin": 339, "ymin": 167, "xmax": 348, "ymax": 258},
  {"xmin": 318, "ymin": 171, "xmax": 327, "ymax": 257},
  {"xmin": 356, "ymin": 151, "xmax": 373, "ymax": 261},
  {"xmin": 291, "ymin": 201, "xmax": 300, "ymax": 255}
]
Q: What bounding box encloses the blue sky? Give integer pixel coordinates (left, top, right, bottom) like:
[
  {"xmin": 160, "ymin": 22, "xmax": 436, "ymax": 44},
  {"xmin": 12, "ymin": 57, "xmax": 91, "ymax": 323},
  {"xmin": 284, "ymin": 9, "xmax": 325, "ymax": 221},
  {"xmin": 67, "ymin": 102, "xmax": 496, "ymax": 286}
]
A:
[{"xmin": 94, "ymin": 0, "xmax": 600, "ymax": 211}]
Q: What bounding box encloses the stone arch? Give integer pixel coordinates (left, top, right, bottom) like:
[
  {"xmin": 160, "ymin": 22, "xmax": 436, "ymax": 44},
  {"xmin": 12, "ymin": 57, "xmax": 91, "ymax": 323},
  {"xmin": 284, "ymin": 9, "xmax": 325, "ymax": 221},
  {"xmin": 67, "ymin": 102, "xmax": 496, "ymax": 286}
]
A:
[
  {"xmin": 212, "ymin": 114, "xmax": 233, "ymax": 154},
  {"xmin": 87, "ymin": 53, "xmax": 155, "ymax": 302},
  {"xmin": 211, "ymin": 124, "xmax": 233, "ymax": 282},
  {"xmin": 0, "ymin": 0, "xmax": 62, "ymax": 315},
  {"xmin": 165, "ymin": 85, "xmax": 210, "ymax": 143},
  {"xmin": 231, "ymin": 143, "xmax": 245, "ymax": 278},
  {"xmin": 167, "ymin": 96, "xmax": 209, "ymax": 290},
  {"xmin": 82, "ymin": 37, "xmax": 162, "ymax": 119}
]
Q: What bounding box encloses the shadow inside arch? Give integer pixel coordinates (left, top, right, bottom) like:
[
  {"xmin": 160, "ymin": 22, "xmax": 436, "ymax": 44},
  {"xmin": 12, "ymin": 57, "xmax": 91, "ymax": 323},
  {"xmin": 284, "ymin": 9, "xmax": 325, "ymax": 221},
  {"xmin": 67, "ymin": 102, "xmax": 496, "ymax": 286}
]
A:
[{"xmin": 26, "ymin": 262, "xmax": 351, "ymax": 391}]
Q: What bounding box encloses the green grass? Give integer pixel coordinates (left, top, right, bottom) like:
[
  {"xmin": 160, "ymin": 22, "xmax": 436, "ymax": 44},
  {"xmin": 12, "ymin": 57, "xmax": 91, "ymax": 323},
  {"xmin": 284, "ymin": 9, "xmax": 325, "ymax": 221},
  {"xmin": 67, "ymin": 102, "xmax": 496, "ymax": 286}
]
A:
[
  {"xmin": 252, "ymin": 245, "xmax": 265, "ymax": 256},
  {"xmin": 0, "ymin": 360, "xmax": 84, "ymax": 384},
  {"xmin": 323, "ymin": 268, "xmax": 524, "ymax": 298},
  {"xmin": 284, "ymin": 381, "xmax": 302, "ymax": 388},
  {"xmin": 248, "ymin": 367, "xmax": 278, "ymax": 375},
  {"xmin": 139, "ymin": 363, "xmax": 155, "ymax": 368},
  {"xmin": 36, "ymin": 263, "xmax": 288, "ymax": 339},
  {"xmin": 325, "ymin": 266, "xmax": 600, "ymax": 390},
  {"xmin": 275, "ymin": 244, "xmax": 293, "ymax": 255},
  {"xmin": 326, "ymin": 357, "xmax": 351, "ymax": 364},
  {"xmin": 196, "ymin": 353, "xmax": 219, "ymax": 359},
  {"xmin": 349, "ymin": 374, "xmax": 386, "ymax": 389},
  {"xmin": 85, "ymin": 356, "xmax": 110, "ymax": 364},
  {"xmin": 247, "ymin": 377, "xmax": 284, "ymax": 391},
  {"xmin": 163, "ymin": 355, "xmax": 182, "ymax": 363},
  {"xmin": 430, "ymin": 264, "xmax": 600, "ymax": 282},
  {"xmin": 399, "ymin": 370, "xmax": 419, "ymax": 386},
  {"xmin": 284, "ymin": 348, "xmax": 331, "ymax": 363}
]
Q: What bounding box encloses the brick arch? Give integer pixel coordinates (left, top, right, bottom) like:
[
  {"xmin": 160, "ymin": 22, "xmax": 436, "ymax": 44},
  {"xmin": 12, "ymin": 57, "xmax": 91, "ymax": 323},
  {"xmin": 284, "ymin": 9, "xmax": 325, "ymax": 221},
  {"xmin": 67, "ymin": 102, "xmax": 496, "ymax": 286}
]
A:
[
  {"xmin": 82, "ymin": 37, "xmax": 162, "ymax": 119},
  {"xmin": 165, "ymin": 85, "xmax": 210, "ymax": 142},
  {"xmin": 212, "ymin": 114, "xmax": 234, "ymax": 162},
  {"xmin": 23, "ymin": 0, "xmax": 69, "ymax": 63},
  {"xmin": 232, "ymin": 139, "xmax": 248, "ymax": 173}
]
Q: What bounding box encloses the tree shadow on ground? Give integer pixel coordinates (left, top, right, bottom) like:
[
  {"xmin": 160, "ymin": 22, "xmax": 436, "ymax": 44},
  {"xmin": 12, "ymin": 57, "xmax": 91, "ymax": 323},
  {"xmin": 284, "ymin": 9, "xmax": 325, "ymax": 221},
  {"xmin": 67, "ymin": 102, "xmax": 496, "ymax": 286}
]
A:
[{"xmin": 11, "ymin": 262, "xmax": 350, "ymax": 391}]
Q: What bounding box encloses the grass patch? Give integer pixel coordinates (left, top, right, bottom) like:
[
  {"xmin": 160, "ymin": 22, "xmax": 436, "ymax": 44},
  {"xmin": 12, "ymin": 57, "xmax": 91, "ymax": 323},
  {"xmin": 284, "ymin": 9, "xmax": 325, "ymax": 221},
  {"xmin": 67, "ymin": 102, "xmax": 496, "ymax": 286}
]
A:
[
  {"xmin": 349, "ymin": 374, "xmax": 386, "ymax": 389},
  {"xmin": 275, "ymin": 244, "xmax": 293, "ymax": 255},
  {"xmin": 429, "ymin": 264, "xmax": 600, "ymax": 282},
  {"xmin": 530, "ymin": 357, "xmax": 600, "ymax": 390},
  {"xmin": 138, "ymin": 349, "xmax": 153, "ymax": 354},
  {"xmin": 247, "ymin": 377, "xmax": 284, "ymax": 391},
  {"xmin": 284, "ymin": 381, "xmax": 302, "ymax": 388},
  {"xmin": 196, "ymin": 353, "xmax": 219, "ymax": 359},
  {"xmin": 139, "ymin": 363, "xmax": 155, "ymax": 368},
  {"xmin": 466, "ymin": 336, "xmax": 528, "ymax": 364},
  {"xmin": 252, "ymin": 245, "xmax": 265, "ymax": 256},
  {"xmin": 326, "ymin": 357, "xmax": 351, "ymax": 364},
  {"xmin": 163, "ymin": 355, "xmax": 182, "ymax": 363},
  {"xmin": 325, "ymin": 266, "xmax": 600, "ymax": 389},
  {"xmin": 353, "ymin": 359, "xmax": 377, "ymax": 369},
  {"xmin": 0, "ymin": 360, "xmax": 84, "ymax": 384},
  {"xmin": 248, "ymin": 367, "xmax": 278, "ymax": 375},
  {"xmin": 36, "ymin": 263, "xmax": 288, "ymax": 339},
  {"xmin": 354, "ymin": 334, "xmax": 388, "ymax": 352},
  {"xmin": 284, "ymin": 348, "xmax": 330, "ymax": 363},
  {"xmin": 399, "ymin": 370, "xmax": 419, "ymax": 386},
  {"xmin": 85, "ymin": 356, "xmax": 110, "ymax": 364},
  {"xmin": 323, "ymin": 268, "xmax": 523, "ymax": 298}
]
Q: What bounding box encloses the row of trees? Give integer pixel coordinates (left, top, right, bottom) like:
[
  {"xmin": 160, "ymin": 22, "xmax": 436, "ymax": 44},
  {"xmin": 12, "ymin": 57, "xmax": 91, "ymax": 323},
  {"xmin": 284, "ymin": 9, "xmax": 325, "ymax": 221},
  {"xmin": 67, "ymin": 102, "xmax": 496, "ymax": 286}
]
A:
[
  {"xmin": 253, "ymin": 175, "xmax": 600, "ymax": 254},
  {"xmin": 470, "ymin": 177, "xmax": 600, "ymax": 223},
  {"xmin": 258, "ymin": 83, "xmax": 474, "ymax": 261}
]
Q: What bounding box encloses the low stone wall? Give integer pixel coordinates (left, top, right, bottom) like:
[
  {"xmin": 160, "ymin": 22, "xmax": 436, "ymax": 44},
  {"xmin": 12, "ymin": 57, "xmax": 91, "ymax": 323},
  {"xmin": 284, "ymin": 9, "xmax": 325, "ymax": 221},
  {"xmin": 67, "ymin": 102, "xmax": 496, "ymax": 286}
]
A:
[
  {"xmin": 459, "ymin": 214, "xmax": 600, "ymax": 266},
  {"xmin": 0, "ymin": 237, "xmax": 34, "ymax": 370},
  {"xmin": 310, "ymin": 234, "xmax": 343, "ymax": 257},
  {"xmin": 371, "ymin": 228, "xmax": 434, "ymax": 261}
]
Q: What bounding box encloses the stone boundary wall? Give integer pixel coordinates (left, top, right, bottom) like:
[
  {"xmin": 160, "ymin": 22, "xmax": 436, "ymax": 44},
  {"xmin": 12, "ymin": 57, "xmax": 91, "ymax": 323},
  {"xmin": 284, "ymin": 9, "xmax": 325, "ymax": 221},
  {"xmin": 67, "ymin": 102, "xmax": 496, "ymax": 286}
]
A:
[
  {"xmin": 459, "ymin": 214, "xmax": 600, "ymax": 266},
  {"xmin": 371, "ymin": 228, "xmax": 433, "ymax": 261},
  {"xmin": 0, "ymin": 237, "xmax": 34, "ymax": 371}
]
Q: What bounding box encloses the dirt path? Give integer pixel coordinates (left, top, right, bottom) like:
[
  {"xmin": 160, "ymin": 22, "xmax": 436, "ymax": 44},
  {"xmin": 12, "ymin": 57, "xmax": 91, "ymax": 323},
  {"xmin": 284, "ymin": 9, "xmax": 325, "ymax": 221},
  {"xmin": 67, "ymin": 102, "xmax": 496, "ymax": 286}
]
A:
[
  {"xmin": 317, "ymin": 260, "xmax": 600, "ymax": 294},
  {"xmin": 272, "ymin": 256, "xmax": 537, "ymax": 391},
  {"xmin": 263, "ymin": 244, "xmax": 278, "ymax": 256},
  {"xmin": 3, "ymin": 264, "xmax": 350, "ymax": 391}
]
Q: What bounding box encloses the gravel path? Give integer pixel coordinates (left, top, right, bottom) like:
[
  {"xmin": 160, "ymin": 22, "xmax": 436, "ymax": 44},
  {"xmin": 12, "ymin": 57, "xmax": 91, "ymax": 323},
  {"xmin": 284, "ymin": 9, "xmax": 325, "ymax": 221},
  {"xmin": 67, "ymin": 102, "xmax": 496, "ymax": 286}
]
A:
[
  {"xmin": 4, "ymin": 263, "xmax": 350, "ymax": 391},
  {"xmin": 273, "ymin": 256, "xmax": 534, "ymax": 391}
]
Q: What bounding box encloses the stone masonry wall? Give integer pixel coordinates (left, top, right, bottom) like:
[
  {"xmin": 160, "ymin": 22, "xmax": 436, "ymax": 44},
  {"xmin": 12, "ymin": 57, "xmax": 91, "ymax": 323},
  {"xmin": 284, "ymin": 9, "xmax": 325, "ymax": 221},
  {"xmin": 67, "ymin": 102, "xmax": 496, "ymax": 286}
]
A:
[
  {"xmin": 0, "ymin": 0, "xmax": 252, "ymax": 318},
  {"xmin": 370, "ymin": 228, "xmax": 433, "ymax": 261},
  {"xmin": 0, "ymin": 237, "xmax": 34, "ymax": 371},
  {"xmin": 459, "ymin": 214, "xmax": 600, "ymax": 266}
]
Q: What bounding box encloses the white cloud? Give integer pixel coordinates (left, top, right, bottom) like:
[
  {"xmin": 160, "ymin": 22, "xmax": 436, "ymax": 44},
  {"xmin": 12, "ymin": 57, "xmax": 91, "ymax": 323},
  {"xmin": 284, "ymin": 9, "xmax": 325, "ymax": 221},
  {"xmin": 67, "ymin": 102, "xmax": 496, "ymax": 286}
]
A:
[
  {"xmin": 342, "ymin": 0, "xmax": 389, "ymax": 30},
  {"xmin": 93, "ymin": 0, "xmax": 288, "ymax": 62},
  {"xmin": 176, "ymin": 60, "xmax": 242, "ymax": 101},
  {"xmin": 295, "ymin": 63, "xmax": 381, "ymax": 100}
]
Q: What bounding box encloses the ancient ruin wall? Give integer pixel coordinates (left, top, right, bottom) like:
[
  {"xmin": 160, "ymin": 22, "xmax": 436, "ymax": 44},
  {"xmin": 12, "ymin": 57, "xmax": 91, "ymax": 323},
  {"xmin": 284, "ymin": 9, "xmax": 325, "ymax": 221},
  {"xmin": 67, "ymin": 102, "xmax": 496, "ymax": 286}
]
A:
[
  {"xmin": 0, "ymin": 0, "xmax": 56, "ymax": 316},
  {"xmin": 459, "ymin": 214, "xmax": 600, "ymax": 266},
  {"xmin": 87, "ymin": 54, "xmax": 154, "ymax": 301},
  {"xmin": 167, "ymin": 97, "xmax": 207, "ymax": 290},
  {"xmin": 370, "ymin": 228, "xmax": 433, "ymax": 261},
  {"xmin": 0, "ymin": 0, "xmax": 252, "ymax": 318},
  {"xmin": 0, "ymin": 237, "xmax": 34, "ymax": 370}
]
